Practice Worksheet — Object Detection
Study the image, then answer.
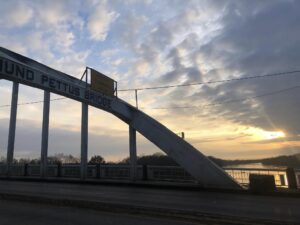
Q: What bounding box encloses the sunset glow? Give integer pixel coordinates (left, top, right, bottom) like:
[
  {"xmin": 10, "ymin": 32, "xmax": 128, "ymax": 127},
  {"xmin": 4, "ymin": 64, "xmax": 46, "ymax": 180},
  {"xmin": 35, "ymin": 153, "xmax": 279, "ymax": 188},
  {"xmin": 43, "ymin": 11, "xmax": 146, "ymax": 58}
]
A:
[
  {"xmin": 0, "ymin": 1, "xmax": 300, "ymax": 161},
  {"xmin": 246, "ymin": 128, "xmax": 286, "ymax": 141},
  {"xmin": 261, "ymin": 131, "xmax": 285, "ymax": 140}
]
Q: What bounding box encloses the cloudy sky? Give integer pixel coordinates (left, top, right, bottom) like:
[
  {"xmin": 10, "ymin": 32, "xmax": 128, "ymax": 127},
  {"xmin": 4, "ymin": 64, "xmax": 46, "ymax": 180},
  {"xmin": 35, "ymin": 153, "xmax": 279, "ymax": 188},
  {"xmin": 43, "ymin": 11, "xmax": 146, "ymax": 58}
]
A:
[{"xmin": 1, "ymin": 0, "xmax": 300, "ymax": 161}]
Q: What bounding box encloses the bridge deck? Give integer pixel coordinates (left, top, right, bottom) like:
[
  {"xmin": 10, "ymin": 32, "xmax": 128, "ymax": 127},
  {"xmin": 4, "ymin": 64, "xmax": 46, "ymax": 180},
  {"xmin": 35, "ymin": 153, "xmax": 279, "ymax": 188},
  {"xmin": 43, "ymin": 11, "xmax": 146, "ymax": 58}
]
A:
[
  {"xmin": 0, "ymin": 180, "xmax": 299, "ymax": 224},
  {"xmin": 0, "ymin": 200, "xmax": 197, "ymax": 225}
]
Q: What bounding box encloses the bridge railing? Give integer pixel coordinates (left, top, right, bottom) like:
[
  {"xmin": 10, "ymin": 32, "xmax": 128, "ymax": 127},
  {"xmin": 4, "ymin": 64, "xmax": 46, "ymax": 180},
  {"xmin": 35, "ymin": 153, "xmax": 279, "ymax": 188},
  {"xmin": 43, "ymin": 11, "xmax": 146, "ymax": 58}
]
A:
[
  {"xmin": 224, "ymin": 168, "xmax": 289, "ymax": 188},
  {"xmin": 101, "ymin": 164, "xmax": 131, "ymax": 179},
  {"xmin": 147, "ymin": 165, "xmax": 194, "ymax": 182},
  {"xmin": 295, "ymin": 169, "xmax": 300, "ymax": 188},
  {"xmin": 0, "ymin": 163, "xmax": 299, "ymax": 188}
]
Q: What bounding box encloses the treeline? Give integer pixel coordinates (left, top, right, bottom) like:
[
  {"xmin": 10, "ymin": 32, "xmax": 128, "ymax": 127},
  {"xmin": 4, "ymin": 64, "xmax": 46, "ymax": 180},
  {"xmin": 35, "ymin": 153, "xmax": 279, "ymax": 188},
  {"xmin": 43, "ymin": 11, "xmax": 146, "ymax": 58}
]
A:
[
  {"xmin": 208, "ymin": 154, "xmax": 300, "ymax": 168},
  {"xmin": 208, "ymin": 156, "xmax": 260, "ymax": 167},
  {"xmin": 0, "ymin": 154, "xmax": 105, "ymax": 165},
  {"xmin": 1, "ymin": 152, "xmax": 299, "ymax": 168},
  {"xmin": 260, "ymin": 153, "xmax": 300, "ymax": 167},
  {"xmin": 0, "ymin": 153, "xmax": 177, "ymax": 166},
  {"xmin": 119, "ymin": 152, "xmax": 178, "ymax": 166}
]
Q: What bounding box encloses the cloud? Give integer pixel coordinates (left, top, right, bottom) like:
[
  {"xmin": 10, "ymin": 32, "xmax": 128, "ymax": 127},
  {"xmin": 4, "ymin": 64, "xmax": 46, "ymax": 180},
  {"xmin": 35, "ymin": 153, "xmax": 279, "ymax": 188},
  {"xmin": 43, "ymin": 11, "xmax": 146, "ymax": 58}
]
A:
[
  {"xmin": 87, "ymin": 1, "xmax": 119, "ymax": 41},
  {"xmin": 187, "ymin": 1, "xmax": 300, "ymax": 136},
  {"xmin": 135, "ymin": 0, "xmax": 300, "ymax": 139},
  {"xmin": 245, "ymin": 135, "xmax": 300, "ymax": 144},
  {"xmin": 0, "ymin": 1, "xmax": 33, "ymax": 28},
  {"xmin": 33, "ymin": 0, "xmax": 84, "ymax": 28},
  {"xmin": 2, "ymin": 0, "xmax": 300, "ymax": 160},
  {"xmin": 115, "ymin": 13, "xmax": 148, "ymax": 49}
]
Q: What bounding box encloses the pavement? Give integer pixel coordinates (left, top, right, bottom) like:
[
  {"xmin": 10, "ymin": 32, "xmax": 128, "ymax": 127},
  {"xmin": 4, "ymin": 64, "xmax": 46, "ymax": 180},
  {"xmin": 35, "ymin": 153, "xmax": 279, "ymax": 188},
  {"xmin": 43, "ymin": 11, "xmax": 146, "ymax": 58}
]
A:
[
  {"xmin": 0, "ymin": 180, "xmax": 299, "ymax": 224},
  {"xmin": 0, "ymin": 200, "xmax": 199, "ymax": 225}
]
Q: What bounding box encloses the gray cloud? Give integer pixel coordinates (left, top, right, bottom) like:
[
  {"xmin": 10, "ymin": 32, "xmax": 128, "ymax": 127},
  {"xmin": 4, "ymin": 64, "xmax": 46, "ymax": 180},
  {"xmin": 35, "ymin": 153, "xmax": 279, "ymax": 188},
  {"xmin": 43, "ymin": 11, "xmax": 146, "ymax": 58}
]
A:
[
  {"xmin": 147, "ymin": 0, "xmax": 300, "ymax": 137},
  {"xmin": 2, "ymin": 0, "xmax": 300, "ymax": 160},
  {"xmin": 196, "ymin": 1, "xmax": 300, "ymax": 134}
]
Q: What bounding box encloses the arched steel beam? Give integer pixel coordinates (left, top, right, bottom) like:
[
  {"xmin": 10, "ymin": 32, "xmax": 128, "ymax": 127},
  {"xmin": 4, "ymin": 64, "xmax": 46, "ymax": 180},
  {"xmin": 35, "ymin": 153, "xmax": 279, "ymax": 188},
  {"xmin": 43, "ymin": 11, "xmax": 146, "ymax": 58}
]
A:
[{"xmin": 0, "ymin": 47, "xmax": 241, "ymax": 189}]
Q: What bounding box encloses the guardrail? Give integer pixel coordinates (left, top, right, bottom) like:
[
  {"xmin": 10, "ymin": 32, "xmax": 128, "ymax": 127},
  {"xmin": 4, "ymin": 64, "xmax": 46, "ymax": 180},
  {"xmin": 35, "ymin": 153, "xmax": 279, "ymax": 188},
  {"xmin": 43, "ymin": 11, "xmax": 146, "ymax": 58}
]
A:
[
  {"xmin": 224, "ymin": 168, "xmax": 289, "ymax": 188},
  {"xmin": 295, "ymin": 169, "xmax": 300, "ymax": 188},
  {"xmin": 0, "ymin": 163, "xmax": 299, "ymax": 189},
  {"xmin": 147, "ymin": 165, "xmax": 194, "ymax": 182}
]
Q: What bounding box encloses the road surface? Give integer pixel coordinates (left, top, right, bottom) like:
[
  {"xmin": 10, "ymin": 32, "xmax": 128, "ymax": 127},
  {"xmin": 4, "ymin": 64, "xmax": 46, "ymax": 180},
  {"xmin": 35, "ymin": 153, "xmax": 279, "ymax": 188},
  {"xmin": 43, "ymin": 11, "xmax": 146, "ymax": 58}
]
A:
[
  {"xmin": 0, "ymin": 200, "xmax": 200, "ymax": 225},
  {"xmin": 0, "ymin": 180, "xmax": 299, "ymax": 224}
]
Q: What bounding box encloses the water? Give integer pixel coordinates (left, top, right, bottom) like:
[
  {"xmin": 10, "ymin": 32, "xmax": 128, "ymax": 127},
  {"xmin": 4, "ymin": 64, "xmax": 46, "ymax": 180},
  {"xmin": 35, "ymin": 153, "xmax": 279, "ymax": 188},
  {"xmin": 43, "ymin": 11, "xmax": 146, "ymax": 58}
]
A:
[{"xmin": 223, "ymin": 163, "xmax": 287, "ymax": 169}]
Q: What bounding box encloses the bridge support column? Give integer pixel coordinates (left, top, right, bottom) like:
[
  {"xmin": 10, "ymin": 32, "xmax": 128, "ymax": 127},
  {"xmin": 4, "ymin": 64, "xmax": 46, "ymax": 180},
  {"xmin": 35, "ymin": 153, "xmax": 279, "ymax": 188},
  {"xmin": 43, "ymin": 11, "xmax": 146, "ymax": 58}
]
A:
[
  {"xmin": 81, "ymin": 103, "xmax": 88, "ymax": 180},
  {"xmin": 6, "ymin": 82, "xmax": 19, "ymax": 176},
  {"xmin": 129, "ymin": 126, "xmax": 137, "ymax": 180},
  {"xmin": 40, "ymin": 91, "xmax": 50, "ymax": 178}
]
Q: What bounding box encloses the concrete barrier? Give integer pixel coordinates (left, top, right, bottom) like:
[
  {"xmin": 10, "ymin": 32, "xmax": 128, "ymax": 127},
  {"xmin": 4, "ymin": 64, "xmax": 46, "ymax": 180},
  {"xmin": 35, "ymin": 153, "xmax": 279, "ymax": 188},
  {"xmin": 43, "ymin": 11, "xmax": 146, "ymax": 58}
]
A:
[{"xmin": 249, "ymin": 174, "xmax": 276, "ymax": 193}]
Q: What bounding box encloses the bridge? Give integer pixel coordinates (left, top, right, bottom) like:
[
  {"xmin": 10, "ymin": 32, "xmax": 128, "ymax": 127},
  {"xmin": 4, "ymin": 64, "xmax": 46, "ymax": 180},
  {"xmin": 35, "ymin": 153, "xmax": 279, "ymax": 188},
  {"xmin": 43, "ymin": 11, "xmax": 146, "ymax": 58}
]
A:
[
  {"xmin": 0, "ymin": 47, "xmax": 241, "ymax": 189},
  {"xmin": 1, "ymin": 47, "xmax": 300, "ymax": 224}
]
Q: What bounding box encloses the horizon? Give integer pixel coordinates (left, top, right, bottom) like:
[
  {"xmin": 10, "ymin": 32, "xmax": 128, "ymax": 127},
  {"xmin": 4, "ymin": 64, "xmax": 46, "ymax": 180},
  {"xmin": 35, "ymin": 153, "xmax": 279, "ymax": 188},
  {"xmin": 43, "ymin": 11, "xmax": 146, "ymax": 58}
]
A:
[{"xmin": 0, "ymin": 150, "xmax": 299, "ymax": 163}]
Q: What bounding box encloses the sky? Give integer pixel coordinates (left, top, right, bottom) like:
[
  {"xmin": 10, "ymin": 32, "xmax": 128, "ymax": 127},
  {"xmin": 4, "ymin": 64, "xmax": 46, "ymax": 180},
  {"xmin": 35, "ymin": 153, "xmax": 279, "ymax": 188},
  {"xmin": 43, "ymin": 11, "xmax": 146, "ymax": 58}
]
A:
[{"xmin": 1, "ymin": 0, "xmax": 300, "ymax": 161}]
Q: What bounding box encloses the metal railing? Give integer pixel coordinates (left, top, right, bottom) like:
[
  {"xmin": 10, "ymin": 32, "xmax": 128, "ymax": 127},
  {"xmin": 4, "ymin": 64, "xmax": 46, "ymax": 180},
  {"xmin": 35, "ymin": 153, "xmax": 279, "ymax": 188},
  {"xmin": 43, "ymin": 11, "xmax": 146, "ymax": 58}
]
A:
[
  {"xmin": 295, "ymin": 169, "xmax": 300, "ymax": 188},
  {"xmin": 0, "ymin": 163, "xmax": 299, "ymax": 189},
  {"xmin": 224, "ymin": 168, "xmax": 288, "ymax": 188},
  {"xmin": 147, "ymin": 166, "xmax": 194, "ymax": 182}
]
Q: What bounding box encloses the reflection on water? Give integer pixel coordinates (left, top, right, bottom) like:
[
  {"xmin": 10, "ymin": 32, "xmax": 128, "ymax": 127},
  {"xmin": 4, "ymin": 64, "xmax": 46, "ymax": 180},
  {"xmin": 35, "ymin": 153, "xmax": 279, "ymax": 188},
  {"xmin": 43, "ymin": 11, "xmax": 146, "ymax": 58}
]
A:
[{"xmin": 223, "ymin": 163, "xmax": 287, "ymax": 169}]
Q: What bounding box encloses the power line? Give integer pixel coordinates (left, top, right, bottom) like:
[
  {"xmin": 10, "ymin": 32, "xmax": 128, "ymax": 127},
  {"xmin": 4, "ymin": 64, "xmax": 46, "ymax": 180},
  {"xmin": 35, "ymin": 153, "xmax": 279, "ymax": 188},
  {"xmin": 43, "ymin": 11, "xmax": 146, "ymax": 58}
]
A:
[
  {"xmin": 1, "ymin": 78, "xmax": 300, "ymax": 110},
  {"xmin": 118, "ymin": 70, "xmax": 300, "ymax": 91},
  {"xmin": 1, "ymin": 85, "xmax": 300, "ymax": 110},
  {"xmin": 143, "ymin": 85, "xmax": 300, "ymax": 110},
  {"xmin": 0, "ymin": 97, "xmax": 66, "ymax": 108}
]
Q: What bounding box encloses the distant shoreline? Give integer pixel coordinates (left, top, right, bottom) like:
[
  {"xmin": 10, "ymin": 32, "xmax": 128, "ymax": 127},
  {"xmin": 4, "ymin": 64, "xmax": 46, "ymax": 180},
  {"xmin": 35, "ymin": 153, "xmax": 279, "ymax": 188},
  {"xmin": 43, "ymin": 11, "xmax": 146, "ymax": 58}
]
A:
[{"xmin": 210, "ymin": 153, "xmax": 300, "ymax": 169}]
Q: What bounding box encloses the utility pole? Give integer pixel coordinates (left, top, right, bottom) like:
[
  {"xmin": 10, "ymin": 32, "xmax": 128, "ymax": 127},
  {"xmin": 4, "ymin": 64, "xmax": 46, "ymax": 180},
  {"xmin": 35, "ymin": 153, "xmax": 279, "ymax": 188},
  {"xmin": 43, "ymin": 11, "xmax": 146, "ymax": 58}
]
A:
[
  {"xmin": 181, "ymin": 132, "xmax": 185, "ymax": 140},
  {"xmin": 177, "ymin": 132, "xmax": 185, "ymax": 139},
  {"xmin": 135, "ymin": 89, "xmax": 138, "ymax": 109}
]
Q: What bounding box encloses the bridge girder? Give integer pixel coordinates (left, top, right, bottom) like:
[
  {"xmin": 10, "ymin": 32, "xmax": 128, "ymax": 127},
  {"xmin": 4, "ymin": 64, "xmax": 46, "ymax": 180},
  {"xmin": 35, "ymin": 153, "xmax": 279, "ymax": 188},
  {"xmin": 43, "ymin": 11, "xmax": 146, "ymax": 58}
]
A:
[{"xmin": 0, "ymin": 47, "xmax": 242, "ymax": 189}]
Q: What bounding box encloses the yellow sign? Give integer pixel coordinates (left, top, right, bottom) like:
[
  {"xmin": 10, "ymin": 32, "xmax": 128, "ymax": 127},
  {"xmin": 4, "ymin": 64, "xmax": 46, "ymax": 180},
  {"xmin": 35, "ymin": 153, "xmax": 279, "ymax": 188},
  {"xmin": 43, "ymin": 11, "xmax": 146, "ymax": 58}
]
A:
[{"xmin": 90, "ymin": 69, "xmax": 115, "ymax": 97}]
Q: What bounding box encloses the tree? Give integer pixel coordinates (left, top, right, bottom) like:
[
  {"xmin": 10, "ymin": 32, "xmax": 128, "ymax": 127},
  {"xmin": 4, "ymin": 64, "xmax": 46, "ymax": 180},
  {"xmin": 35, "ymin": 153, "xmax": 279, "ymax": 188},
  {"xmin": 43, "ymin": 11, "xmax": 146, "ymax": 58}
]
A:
[
  {"xmin": 18, "ymin": 158, "xmax": 31, "ymax": 164},
  {"xmin": 117, "ymin": 152, "xmax": 178, "ymax": 166},
  {"xmin": 0, "ymin": 156, "xmax": 6, "ymax": 163},
  {"xmin": 52, "ymin": 153, "xmax": 79, "ymax": 164},
  {"xmin": 48, "ymin": 156, "xmax": 62, "ymax": 164},
  {"xmin": 89, "ymin": 155, "xmax": 105, "ymax": 164},
  {"xmin": 137, "ymin": 153, "xmax": 178, "ymax": 166},
  {"xmin": 64, "ymin": 154, "xmax": 79, "ymax": 164}
]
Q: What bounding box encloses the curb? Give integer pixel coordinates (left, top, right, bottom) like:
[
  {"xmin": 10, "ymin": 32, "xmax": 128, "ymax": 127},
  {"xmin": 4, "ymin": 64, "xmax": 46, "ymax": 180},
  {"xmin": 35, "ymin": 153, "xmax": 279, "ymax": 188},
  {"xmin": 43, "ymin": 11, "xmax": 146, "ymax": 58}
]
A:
[
  {"xmin": 0, "ymin": 191, "xmax": 294, "ymax": 225},
  {"xmin": 0, "ymin": 176, "xmax": 299, "ymax": 198}
]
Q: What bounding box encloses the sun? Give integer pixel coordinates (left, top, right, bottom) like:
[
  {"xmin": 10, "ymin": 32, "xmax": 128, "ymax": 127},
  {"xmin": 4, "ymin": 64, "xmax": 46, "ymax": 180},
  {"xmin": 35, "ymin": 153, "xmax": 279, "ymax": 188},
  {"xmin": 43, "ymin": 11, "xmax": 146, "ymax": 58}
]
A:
[
  {"xmin": 261, "ymin": 131, "xmax": 285, "ymax": 140},
  {"xmin": 244, "ymin": 127, "xmax": 286, "ymax": 141}
]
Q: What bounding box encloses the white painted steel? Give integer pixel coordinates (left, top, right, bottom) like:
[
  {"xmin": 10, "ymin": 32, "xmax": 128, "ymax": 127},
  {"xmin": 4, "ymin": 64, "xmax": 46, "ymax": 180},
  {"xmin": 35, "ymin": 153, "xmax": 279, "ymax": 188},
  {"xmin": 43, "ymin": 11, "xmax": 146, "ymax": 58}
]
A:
[
  {"xmin": 0, "ymin": 47, "xmax": 241, "ymax": 189},
  {"xmin": 6, "ymin": 81, "xmax": 18, "ymax": 176},
  {"xmin": 81, "ymin": 103, "xmax": 88, "ymax": 180},
  {"xmin": 40, "ymin": 91, "xmax": 50, "ymax": 177},
  {"xmin": 129, "ymin": 126, "xmax": 137, "ymax": 180}
]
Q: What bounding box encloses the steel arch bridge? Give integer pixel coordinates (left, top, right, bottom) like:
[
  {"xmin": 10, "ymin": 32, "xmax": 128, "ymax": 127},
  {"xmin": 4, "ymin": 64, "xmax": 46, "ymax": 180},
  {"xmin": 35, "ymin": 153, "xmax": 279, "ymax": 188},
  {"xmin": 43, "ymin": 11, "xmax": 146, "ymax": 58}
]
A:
[{"xmin": 0, "ymin": 47, "xmax": 241, "ymax": 189}]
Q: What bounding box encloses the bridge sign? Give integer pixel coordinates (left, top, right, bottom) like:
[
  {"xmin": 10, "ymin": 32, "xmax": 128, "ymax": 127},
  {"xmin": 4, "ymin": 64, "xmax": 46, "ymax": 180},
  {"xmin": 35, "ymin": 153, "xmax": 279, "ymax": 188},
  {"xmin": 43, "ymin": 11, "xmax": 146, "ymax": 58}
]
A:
[
  {"xmin": 0, "ymin": 56, "xmax": 112, "ymax": 110},
  {"xmin": 90, "ymin": 69, "xmax": 115, "ymax": 97}
]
